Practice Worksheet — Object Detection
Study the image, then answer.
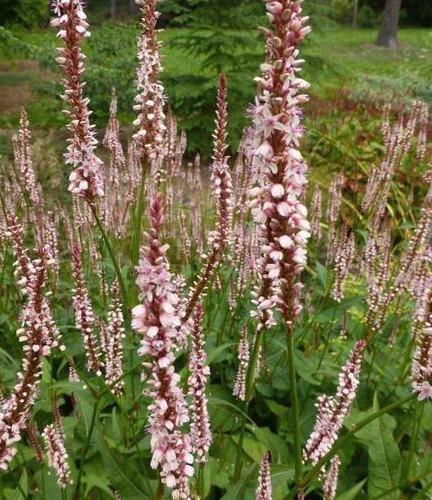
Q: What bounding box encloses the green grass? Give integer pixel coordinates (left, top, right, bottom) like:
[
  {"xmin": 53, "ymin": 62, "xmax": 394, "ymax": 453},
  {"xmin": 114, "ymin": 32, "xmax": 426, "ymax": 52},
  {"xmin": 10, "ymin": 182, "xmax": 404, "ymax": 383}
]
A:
[{"xmin": 305, "ymin": 28, "xmax": 432, "ymax": 100}]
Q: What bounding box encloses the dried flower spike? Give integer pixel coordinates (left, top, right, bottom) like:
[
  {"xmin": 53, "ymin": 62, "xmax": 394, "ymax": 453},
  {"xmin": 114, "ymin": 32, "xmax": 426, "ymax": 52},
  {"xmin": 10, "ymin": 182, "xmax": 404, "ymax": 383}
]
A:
[{"xmin": 184, "ymin": 75, "xmax": 233, "ymax": 321}]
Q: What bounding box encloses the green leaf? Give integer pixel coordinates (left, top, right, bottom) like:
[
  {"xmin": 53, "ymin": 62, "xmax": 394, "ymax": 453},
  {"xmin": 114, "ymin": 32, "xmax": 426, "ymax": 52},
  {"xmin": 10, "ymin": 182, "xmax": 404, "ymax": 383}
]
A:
[
  {"xmin": 270, "ymin": 464, "xmax": 295, "ymax": 487},
  {"xmin": 95, "ymin": 425, "xmax": 153, "ymax": 499},
  {"xmin": 356, "ymin": 395, "xmax": 402, "ymax": 499},
  {"xmin": 249, "ymin": 426, "xmax": 290, "ymax": 463},
  {"xmin": 241, "ymin": 436, "xmax": 268, "ymax": 462},
  {"xmin": 84, "ymin": 471, "xmax": 116, "ymax": 497},
  {"xmin": 53, "ymin": 381, "xmax": 95, "ymax": 439},
  {"xmin": 220, "ymin": 463, "xmax": 257, "ymax": 500},
  {"xmin": 316, "ymin": 261, "xmax": 329, "ymax": 289},
  {"xmin": 207, "ymin": 342, "xmax": 235, "ymax": 364},
  {"xmin": 33, "ymin": 467, "xmax": 63, "ymax": 499},
  {"xmin": 7, "ymin": 469, "xmax": 28, "ymax": 500},
  {"xmin": 265, "ymin": 399, "xmax": 289, "ymax": 417},
  {"xmin": 336, "ymin": 478, "xmax": 367, "ymax": 499}
]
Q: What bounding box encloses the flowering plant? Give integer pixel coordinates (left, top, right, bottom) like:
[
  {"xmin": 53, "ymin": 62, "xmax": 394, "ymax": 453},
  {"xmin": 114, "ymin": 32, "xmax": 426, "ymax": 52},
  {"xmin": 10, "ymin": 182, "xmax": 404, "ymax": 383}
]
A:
[{"xmin": 0, "ymin": 0, "xmax": 430, "ymax": 498}]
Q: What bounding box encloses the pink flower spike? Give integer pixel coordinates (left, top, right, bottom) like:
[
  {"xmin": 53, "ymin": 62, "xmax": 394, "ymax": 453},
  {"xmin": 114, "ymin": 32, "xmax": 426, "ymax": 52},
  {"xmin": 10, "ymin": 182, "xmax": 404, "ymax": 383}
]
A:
[
  {"xmin": 304, "ymin": 341, "xmax": 366, "ymax": 465},
  {"xmin": 132, "ymin": 194, "xmax": 193, "ymax": 496},
  {"xmin": 42, "ymin": 415, "xmax": 72, "ymax": 489},
  {"xmin": 256, "ymin": 452, "xmax": 272, "ymax": 500},
  {"xmin": 411, "ymin": 279, "xmax": 432, "ymax": 401},
  {"xmin": 50, "ymin": 0, "xmax": 104, "ymax": 202},
  {"xmin": 323, "ymin": 455, "xmax": 341, "ymax": 500},
  {"xmin": 188, "ymin": 303, "xmax": 212, "ymax": 463}
]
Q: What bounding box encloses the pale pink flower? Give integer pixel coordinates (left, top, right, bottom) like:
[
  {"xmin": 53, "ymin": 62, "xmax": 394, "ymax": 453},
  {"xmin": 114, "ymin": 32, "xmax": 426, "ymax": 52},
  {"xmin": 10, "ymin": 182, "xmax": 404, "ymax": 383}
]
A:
[
  {"xmin": 323, "ymin": 455, "xmax": 341, "ymax": 500},
  {"xmin": 51, "ymin": 0, "xmax": 104, "ymax": 201},
  {"xmin": 133, "ymin": 0, "xmax": 166, "ymax": 162},
  {"xmin": 0, "ymin": 249, "xmax": 57, "ymax": 470},
  {"xmin": 42, "ymin": 415, "xmax": 72, "ymax": 489},
  {"xmin": 188, "ymin": 304, "xmax": 212, "ymax": 463},
  {"xmin": 256, "ymin": 452, "xmax": 272, "ymax": 500},
  {"xmin": 71, "ymin": 243, "xmax": 102, "ymax": 375},
  {"xmin": 233, "ymin": 326, "xmax": 250, "ymax": 401},
  {"xmin": 304, "ymin": 341, "xmax": 366, "ymax": 465},
  {"xmin": 418, "ymin": 382, "xmax": 432, "ymax": 401},
  {"xmin": 411, "ymin": 279, "xmax": 432, "ymax": 400},
  {"xmin": 104, "ymin": 282, "xmax": 125, "ymax": 396},
  {"xmin": 13, "ymin": 109, "xmax": 42, "ymax": 206},
  {"xmin": 132, "ymin": 194, "xmax": 193, "ymax": 496},
  {"xmin": 250, "ymin": 0, "xmax": 311, "ymax": 329}
]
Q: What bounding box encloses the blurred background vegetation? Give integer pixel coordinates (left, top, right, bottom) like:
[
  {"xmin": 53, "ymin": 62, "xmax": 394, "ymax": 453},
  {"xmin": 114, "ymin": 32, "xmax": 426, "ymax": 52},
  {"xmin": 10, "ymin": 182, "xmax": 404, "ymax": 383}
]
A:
[{"xmin": 0, "ymin": 0, "xmax": 431, "ymax": 155}]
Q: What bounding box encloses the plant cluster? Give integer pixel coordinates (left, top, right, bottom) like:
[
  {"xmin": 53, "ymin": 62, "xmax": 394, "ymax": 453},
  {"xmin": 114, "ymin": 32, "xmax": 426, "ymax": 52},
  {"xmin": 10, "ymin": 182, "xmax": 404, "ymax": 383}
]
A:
[{"xmin": 0, "ymin": 0, "xmax": 431, "ymax": 499}]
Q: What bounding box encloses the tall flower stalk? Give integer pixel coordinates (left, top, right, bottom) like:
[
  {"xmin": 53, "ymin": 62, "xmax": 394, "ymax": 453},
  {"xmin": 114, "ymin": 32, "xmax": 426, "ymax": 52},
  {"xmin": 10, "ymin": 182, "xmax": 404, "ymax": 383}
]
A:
[
  {"xmin": 132, "ymin": 0, "xmax": 166, "ymax": 163},
  {"xmin": 51, "ymin": 0, "xmax": 104, "ymax": 202},
  {"xmin": 248, "ymin": 0, "xmax": 311, "ymax": 480},
  {"xmin": 0, "ymin": 248, "xmax": 56, "ymax": 469},
  {"xmin": 13, "ymin": 109, "xmax": 42, "ymax": 206},
  {"xmin": 71, "ymin": 242, "xmax": 102, "ymax": 375},
  {"xmin": 233, "ymin": 326, "xmax": 250, "ymax": 401},
  {"xmin": 185, "ymin": 74, "xmax": 233, "ymax": 321},
  {"xmin": 411, "ymin": 278, "xmax": 432, "ymax": 400},
  {"xmin": 188, "ymin": 303, "xmax": 212, "ymax": 463},
  {"xmin": 255, "ymin": 452, "xmax": 272, "ymax": 500},
  {"xmin": 42, "ymin": 406, "xmax": 72, "ymax": 489},
  {"xmin": 323, "ymin": 455, "xmax": 341, "ymax": 500},
  {"xmin": 303, "ymin": 341, "xmax": 366, "ymax": 465},
  {"xmin": 132, "ymin": 194, "xmax": 194, "ymax": 497},
  {"xmin": 104, "ymin": 281, "xmax": 125, "ymax": 396}
]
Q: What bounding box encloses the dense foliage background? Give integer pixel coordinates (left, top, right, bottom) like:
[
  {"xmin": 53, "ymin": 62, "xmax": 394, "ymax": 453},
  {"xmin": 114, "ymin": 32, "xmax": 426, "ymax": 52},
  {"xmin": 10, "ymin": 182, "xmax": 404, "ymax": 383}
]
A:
[{"xmin": 1, "ymin": 0, "xmax": 432, "ymax": 27}]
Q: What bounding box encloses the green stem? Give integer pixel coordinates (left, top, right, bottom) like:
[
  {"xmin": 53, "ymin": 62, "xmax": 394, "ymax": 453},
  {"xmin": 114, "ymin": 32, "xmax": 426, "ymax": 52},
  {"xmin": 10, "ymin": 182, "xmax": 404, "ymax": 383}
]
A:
[
  {"xmin": 299, "ymin": 393, "xmax": 416, "ymax": 490},
  {"xmin": 287, "ymin": 325, "xmax": 302, "ymax": 484},
  {"xmin": 197, "ymin": 463, "xmax": 205, "ymax": 497},
  {"xmin": 233, "ymin": 401, "xmax": 249, "ymax": 482},
  {"xmin": 370, "ymin": 470, "xmax": 432, "ymax": 500},
  {"xmin": 73, "ymin": 398, "xmax": 100, "ymax": 499},
  {"xmin": 132, "ymin": 168, "xmax": 147, "ymax": 266},
  {"xmin": 89, "ymin": 204, "xmax": 130, "ymax": 320},
  {"xmin": 406, "ymin": 399, "xmax": 423, "ymax": 480},
  {"xmin": 245, "ymin": 324, "xmax": 267, "ymax": 402}
]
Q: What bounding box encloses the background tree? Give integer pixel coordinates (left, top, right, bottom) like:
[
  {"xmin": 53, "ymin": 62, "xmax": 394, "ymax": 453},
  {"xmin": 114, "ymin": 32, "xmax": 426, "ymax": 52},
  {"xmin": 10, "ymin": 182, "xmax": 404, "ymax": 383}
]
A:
[
  {"xmin": 160, "ymin": 0, "xmax": 264, "ymax": 154},
  {"xmin": 0, "ymin": 0, "xmax": 48, "ymax": 27},
  {"xmin": 377, "ymin": 0, "xmax": 402, "ymax": 48}
]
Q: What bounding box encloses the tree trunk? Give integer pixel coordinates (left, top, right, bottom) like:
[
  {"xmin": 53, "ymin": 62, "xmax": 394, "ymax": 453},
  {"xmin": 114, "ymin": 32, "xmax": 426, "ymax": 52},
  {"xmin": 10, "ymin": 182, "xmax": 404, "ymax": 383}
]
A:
[
  {"xmin": 377, "ymin": 0, "xmax": 402, "ymax": 48},
  {"xmin": 128, "ymin": 0, "xmax": 138, "ymax": 15},
  {"xmin": 110, "ymin": 0, "xmax": 116, "ymax": 18},
  {"xmin": 352, "ymin": 0, "xmax": 359, "ymax": 29}
]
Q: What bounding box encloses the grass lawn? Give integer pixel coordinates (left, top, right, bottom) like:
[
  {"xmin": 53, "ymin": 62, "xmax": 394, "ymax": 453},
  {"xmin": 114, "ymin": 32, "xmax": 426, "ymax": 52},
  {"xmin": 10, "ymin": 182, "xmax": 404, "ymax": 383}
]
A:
[{"xmin": 305, "ymin": 28, "xmax": 432, "ymax": 100}]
